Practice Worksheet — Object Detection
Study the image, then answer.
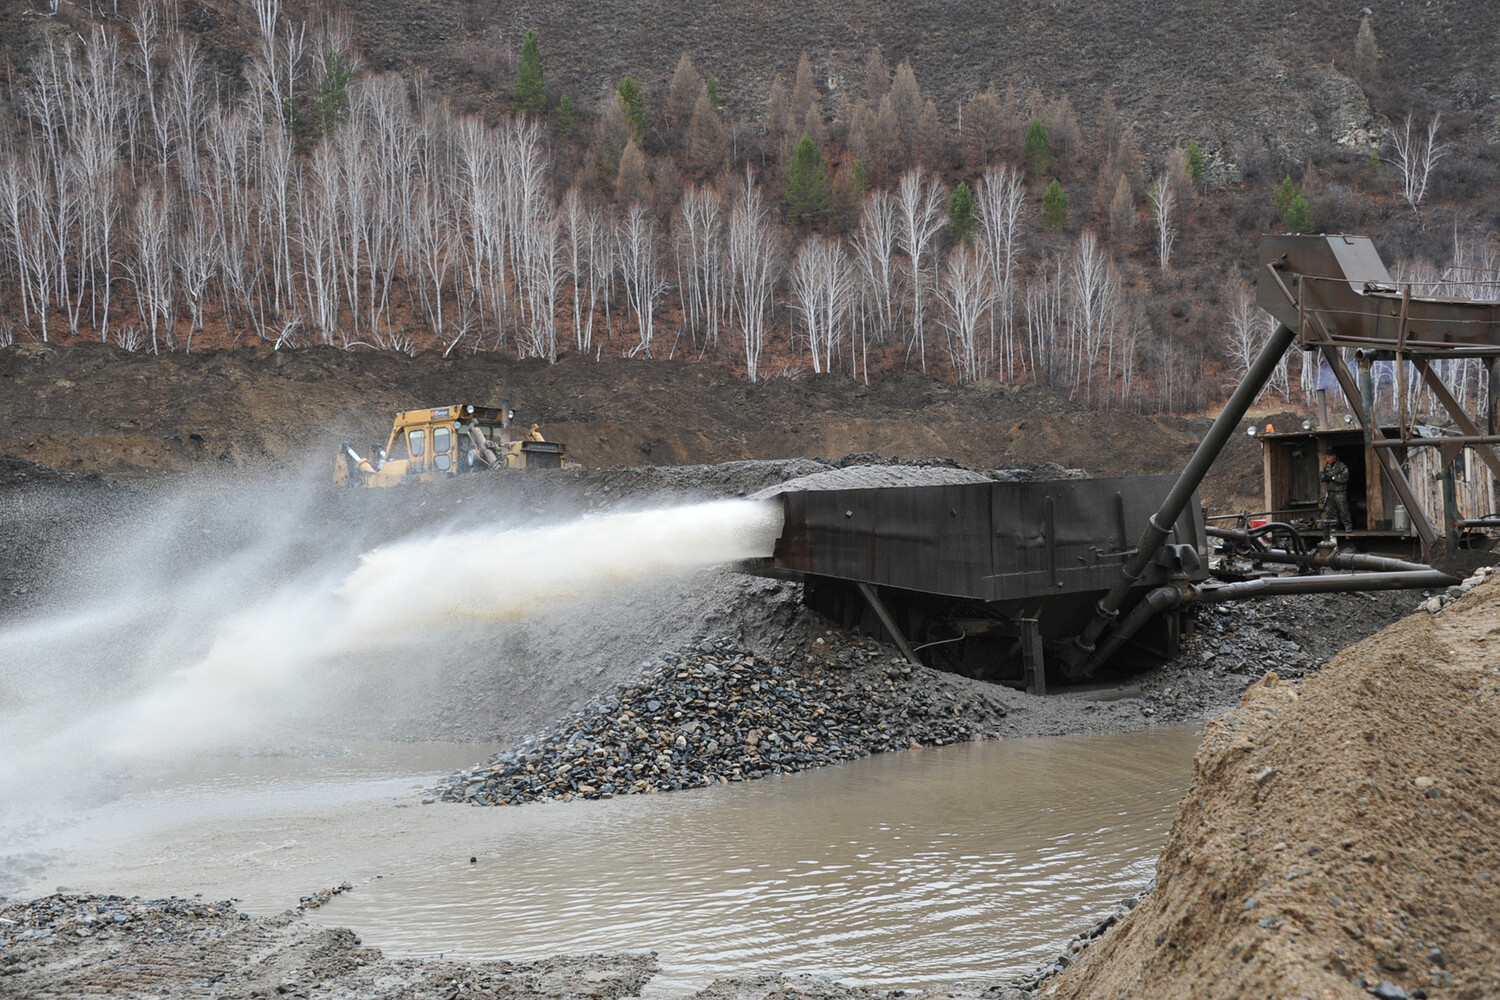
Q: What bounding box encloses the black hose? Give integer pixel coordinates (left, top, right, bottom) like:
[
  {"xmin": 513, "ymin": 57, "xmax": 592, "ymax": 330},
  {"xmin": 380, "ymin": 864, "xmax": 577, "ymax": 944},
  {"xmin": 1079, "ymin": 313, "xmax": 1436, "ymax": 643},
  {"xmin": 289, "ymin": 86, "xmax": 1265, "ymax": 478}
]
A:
[{"xmin": 1084, "ymin": 584, "xmax": 1188, "ymax": 674}]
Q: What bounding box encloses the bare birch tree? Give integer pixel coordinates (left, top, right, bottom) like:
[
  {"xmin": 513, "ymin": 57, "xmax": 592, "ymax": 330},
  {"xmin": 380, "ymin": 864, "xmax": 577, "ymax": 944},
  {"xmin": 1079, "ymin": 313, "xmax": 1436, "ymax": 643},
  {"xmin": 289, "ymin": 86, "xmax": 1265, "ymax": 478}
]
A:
[
  {"xmin": 675, "ymin": 185, "xmax": 726, "ymax": 351},
  {"xmin": 789, "ymin": 235, "xmax": 855, "ymax": 375},
  {"xmin": 726, "ymin": 171, "xmax": 780, "ymax": 382},
  {"xmin": 616, "ymin": 203, "xmax": 667, "ymax": 357},
  {"xmin": 559, "ymin": 188, "xmax": 589, "ymax": 352},
  {"xmin": 1067, "ymin": 232, "xmax": 1119, "ymax": 403},
  {"xmin": 975, "ymin": 165, "xmax": 1025, "ymax": 378},
  {"xmin": 129, "ymin": 184, "xmax": 174, "ymax": 352},
  {"xmin": 850, "ymin": 189, "xmax": 899, "ymax": 350},
  {"xmin": 172, "ymin": 195, "xmax": 217, "ymax": 350},
  {"xmin": 520, "ymin": 210, "xmax": 564, "ymax": 361},
  {"xmin": 1150, "ymin": 175, "xmax": 1175, "ymax": 272},
  {"xmin": 1025, "ymin": 254, "xmax": 1066, "ymax": 387},
  {"xmin": 1388, "ymin": 113, "xmax": 1448, "ymax": 215},
  {"xmin": 894, "ymin": 168, "xmax": 947, "ymax": 371},
  {"xmin": 938, "ymin": 245, "xmax": 993, "ymax": 383}
]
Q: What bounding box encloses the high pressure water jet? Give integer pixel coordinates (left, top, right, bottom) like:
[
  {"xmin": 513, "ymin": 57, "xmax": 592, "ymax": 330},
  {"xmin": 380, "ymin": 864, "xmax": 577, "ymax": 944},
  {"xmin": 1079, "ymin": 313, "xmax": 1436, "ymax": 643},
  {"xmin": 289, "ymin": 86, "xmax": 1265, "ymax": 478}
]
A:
[{"xmin": 0, "ymin": 493, "xmax": 783, "ymax": 811}]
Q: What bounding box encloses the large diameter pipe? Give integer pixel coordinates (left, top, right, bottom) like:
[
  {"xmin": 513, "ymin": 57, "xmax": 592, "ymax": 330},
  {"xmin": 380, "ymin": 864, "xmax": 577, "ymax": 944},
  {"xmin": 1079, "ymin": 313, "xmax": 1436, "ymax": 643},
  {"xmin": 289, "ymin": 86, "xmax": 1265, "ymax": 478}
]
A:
[
  {"xmin": 1208, "ymin": 531, "xmax": 1434, "ymax": 574},
  {"xmin": 1066, "ymin": 322, "xmax": 1300, "ymax": 675},
  {"xmin": 1084, "ymin": 584, "xmax": 1189, "ymax": 674},
  {"xmin": 1084, "ymin": 569, "xmax": 1455, "ymax": 674},
  {"xmin": 1196, "ymin": 570, "xmax": 1456, "ymax": 602}
]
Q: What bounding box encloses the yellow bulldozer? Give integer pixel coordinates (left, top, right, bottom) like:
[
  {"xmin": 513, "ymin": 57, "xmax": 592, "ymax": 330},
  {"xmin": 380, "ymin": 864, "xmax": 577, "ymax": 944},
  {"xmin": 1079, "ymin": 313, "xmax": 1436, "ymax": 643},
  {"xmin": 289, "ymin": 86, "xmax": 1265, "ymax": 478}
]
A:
[{"xmin": 335, "ymin": 403, "xmax": 566, "ymax": 487}]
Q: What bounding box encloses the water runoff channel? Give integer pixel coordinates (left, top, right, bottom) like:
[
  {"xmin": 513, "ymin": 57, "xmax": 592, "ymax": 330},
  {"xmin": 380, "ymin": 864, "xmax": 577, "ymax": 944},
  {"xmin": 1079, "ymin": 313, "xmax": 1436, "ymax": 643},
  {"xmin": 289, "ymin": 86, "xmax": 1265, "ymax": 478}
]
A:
[{"xmin": 0, "ymin": 488, "xmax": 1203, "ymax": 994}]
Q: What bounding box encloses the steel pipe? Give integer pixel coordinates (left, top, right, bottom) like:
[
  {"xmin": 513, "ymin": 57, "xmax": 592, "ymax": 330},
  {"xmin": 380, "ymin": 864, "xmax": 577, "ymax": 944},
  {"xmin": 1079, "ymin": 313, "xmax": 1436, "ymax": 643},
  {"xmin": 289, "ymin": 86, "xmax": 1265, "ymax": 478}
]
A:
[
  {"xmin": 1064, "ymin": 321, "xmax": 1300, "ymax": 676},
  {"xmin": 1208, "ymin": 532, "xmax": 1433, "ymax": 574},
  {"xmin": 1370, "ymin": 434, "xmax": 1500, "ymax": 448},
  {"xmin": 1196, "ymin": 570, "xmax": 1457, "ymax": 602},
  {"xmin": 1075, "ymin": 567, "xmax": 1455, "ymax": 677}
]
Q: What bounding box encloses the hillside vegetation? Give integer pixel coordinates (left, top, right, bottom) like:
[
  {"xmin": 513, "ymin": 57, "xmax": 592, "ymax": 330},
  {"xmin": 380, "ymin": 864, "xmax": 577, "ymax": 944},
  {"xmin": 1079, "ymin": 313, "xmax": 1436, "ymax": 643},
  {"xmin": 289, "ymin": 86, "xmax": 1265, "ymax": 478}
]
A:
[{"xmin": 1, "ymin": 0, "xmax": 1497, "ymax": 414}]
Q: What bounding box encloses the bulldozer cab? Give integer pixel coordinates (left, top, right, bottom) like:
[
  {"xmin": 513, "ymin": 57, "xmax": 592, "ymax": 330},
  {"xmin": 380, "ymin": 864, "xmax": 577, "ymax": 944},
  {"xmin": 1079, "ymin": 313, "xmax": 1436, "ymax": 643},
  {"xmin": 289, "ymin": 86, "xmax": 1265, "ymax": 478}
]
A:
[{"xmin": 336, "ymin": 404, "xmax": 565, "ymax": 487}]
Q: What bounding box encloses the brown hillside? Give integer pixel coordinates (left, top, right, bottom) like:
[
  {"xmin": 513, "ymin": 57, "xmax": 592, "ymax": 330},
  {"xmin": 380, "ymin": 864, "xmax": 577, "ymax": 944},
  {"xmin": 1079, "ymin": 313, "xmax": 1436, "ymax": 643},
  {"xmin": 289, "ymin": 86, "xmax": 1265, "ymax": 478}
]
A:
[
  {"xmin": 0, "ymin": 341, "xmax": 1261, "ymax": 507},
  {"xmin": 350, "ymin": 0, "xmax": 1498, "ymax": 156}
]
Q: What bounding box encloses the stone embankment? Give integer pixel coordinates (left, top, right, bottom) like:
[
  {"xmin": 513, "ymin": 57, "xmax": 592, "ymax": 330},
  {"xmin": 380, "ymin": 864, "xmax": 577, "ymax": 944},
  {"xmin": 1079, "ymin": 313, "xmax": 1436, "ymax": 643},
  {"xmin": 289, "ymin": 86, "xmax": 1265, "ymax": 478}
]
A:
[
  {"xmin": 1417, "ymin": 564, "xmax": 1495, "ymax": 614},
  {"xmin": 0, "ymin": 893, "xmax": 659, "ymax": 1000},
  {"xmin": 436, "ymin": 633, "xmax": 1015, "ymax": 805}
]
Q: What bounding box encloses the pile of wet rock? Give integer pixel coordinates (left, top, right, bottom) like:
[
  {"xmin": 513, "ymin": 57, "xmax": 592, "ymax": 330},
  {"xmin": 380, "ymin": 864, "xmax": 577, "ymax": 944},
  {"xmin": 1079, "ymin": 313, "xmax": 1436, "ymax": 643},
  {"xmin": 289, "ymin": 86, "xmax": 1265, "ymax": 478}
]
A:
[
  {"xmin": 435, "ymin": 634, "xmax": 1013, "ymax": 806},
  {"xmin": 1003, "ymin": 882, "xmax": 1154, "ymax": 998},
  {"xmin": 1418, "ymin": 565, "xmax": 1495, "ymax": 614},
  {"xmin": 0, "ymin": 893, "xmax": 242, "ymax": 965}
]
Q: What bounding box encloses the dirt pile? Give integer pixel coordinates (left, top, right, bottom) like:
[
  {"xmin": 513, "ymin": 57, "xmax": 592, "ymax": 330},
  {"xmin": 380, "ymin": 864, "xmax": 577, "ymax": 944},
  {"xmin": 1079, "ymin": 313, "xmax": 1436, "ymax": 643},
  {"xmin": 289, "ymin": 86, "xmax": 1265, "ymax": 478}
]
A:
[
  {"xmin": 1046, "ymin": 580, "xmax": 1500, "ymax": 1000},
  {"xmin": 0, "ymin": 894, "xmax": 657, "ymax": 1000}
]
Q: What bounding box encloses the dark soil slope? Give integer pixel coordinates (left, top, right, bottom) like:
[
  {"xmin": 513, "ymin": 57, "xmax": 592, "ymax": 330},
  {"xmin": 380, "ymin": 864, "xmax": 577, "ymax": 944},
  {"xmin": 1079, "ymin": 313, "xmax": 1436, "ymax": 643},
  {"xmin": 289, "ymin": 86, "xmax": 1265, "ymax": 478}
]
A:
[
  {"xmin": 353, "ymin": 0, "xmax": 1498, "ymax": 156},
  {"xmin": 0, "ymin": 342, "xmax": 1261, "ymax": 507}
]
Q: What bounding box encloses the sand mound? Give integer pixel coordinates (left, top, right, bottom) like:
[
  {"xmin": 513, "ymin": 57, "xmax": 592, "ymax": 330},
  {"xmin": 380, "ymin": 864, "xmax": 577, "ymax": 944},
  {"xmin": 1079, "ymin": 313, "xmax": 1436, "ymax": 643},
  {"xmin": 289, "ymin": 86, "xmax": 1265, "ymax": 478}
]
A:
[{"xmin": 1049, "ymin": 580, "xmax": 1500, "ymax": 1000}]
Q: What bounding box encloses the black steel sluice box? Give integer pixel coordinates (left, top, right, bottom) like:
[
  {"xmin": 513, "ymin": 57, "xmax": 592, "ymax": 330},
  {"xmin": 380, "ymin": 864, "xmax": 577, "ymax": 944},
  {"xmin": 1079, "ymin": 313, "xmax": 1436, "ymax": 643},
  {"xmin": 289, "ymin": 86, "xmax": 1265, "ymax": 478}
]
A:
[
  {"xmin": 759, "ymin": 475, "xmax": 1208, "ymax": 685},
  {"xmin": 771, "ymin": 475, "xmax": 1208, "ymax": 605}
]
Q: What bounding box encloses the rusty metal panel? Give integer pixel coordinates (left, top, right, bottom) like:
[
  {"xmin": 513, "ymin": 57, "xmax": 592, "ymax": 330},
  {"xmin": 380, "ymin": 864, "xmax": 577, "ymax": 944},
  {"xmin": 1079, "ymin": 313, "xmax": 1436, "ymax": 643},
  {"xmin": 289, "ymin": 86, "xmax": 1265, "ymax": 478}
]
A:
[
  {"xmin": 1259, "ymin": 234, "xmax": 1500, "ymax": 352},
  {"xmin": 772, "ymin": 475, "xmax": 1206, "ymax": 603}
]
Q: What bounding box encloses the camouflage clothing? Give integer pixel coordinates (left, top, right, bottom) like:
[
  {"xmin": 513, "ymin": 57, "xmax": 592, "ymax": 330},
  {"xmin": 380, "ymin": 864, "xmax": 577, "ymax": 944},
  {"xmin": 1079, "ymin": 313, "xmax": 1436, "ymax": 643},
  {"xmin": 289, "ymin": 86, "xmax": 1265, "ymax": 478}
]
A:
[{"xmin": 1321, "ymin": 457, "xmax": 1353, "ymax": 531}]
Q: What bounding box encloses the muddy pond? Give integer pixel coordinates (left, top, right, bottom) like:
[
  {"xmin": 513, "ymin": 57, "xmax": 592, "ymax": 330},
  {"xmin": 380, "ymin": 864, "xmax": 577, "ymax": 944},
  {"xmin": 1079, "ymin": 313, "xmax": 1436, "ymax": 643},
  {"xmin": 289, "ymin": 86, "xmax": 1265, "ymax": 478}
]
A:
[{"xmin": 3, "ymin": 725, "xmax": 1202, "ymax": 995}]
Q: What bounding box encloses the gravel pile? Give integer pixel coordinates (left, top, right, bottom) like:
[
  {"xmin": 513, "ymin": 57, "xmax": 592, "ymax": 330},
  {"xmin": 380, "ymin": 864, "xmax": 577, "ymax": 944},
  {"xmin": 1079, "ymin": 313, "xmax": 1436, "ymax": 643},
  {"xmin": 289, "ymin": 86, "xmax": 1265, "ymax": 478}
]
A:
[
  {"xmin": 1, "ymin": 893, "xmax": 659, "ymax": 999},
  {"xmin": 435, "ymin": 633, "xmax": 1014, "ymax": 805},
  {"xmin": 0, "ymin": 893, "xmax": 242, "ymax": 959},
  {"xmin": 1417, "ymin": 564, "xmax": 1496, "ymax": 614}
]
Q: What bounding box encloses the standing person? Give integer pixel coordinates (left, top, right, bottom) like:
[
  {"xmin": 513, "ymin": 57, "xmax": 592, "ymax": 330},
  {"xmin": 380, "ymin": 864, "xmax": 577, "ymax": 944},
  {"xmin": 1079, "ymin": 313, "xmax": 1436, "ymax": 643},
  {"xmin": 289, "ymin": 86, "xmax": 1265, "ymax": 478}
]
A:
[{"xmin": 1321, "ymin": 452, "xmax": 1353, "ymax": 531}]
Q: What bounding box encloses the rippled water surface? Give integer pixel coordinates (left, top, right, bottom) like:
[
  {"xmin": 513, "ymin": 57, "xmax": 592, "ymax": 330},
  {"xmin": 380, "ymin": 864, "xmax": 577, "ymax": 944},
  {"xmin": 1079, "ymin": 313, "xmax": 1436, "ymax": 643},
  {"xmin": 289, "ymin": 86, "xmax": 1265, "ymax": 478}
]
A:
[
  {"xmin": 324, "ymin": 727, "xmax": 1201, "ymax": 993},
  {"xmin": 4, "ymin": 727, "xmax": 1200, "ymax": 994}
]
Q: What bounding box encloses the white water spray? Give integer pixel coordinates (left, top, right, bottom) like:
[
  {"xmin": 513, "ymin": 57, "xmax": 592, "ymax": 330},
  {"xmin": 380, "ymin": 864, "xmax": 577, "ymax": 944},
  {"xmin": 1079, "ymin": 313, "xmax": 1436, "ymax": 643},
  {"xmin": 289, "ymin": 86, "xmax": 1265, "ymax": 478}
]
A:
[{"xmin": 0, "ymin": 492, "xmax": 783, "ymax": 809}]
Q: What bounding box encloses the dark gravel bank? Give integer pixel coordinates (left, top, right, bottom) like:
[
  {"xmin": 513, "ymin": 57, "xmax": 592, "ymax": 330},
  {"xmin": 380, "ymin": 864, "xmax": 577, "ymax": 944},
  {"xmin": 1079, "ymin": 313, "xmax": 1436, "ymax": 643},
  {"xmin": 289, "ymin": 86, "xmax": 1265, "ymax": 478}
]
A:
[
  {"xmin": 435, "ymin": 632, "xmax": 1015, "ymax": 805},
  {"xmin": 0, "ymin": 893, "xmax": 659, "ymax": 1000}
]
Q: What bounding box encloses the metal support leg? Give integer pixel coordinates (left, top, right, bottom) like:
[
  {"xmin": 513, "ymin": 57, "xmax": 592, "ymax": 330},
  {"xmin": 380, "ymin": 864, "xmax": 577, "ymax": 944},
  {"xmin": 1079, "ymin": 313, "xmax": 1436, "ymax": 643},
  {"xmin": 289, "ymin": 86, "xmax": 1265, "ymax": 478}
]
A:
[
  {"xmin": 1443, "ymin": 459, "xmax": 1460, "ymax": 552},
  {"xmin": 1413, "ymin": 357, "xmax": 1500, "ymax": 487},
  {"xmin": 1358, "ymin": 354, "xmax": 1383, "ymax": 527},
  {"xmin": 856, "ymin": 582, "xmax": 921, "ymax": 668},
  {"xmin": 1019, "ymin": 618, "xmax": 1046, "ymax": 696}
]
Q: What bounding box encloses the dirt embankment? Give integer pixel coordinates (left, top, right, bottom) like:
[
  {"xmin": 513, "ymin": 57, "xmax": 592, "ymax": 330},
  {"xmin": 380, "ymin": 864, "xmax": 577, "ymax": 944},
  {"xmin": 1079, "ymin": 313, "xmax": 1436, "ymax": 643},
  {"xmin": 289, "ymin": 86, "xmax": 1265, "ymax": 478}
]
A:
[
  {"xmin": 0, "ymin": 341, "xmax": 1261, "ymax": 507},
  {"xmin": 1047, "ymin": 581, "xmax": 1500, "ymax": 1000}
]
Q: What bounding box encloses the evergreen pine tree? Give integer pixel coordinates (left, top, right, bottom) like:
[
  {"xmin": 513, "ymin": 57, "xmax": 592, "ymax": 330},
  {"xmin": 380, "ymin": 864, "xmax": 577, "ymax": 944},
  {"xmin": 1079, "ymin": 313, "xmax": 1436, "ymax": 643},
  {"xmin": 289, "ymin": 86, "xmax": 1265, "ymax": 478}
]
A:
[
  {"xmin": 309, "ymin": 51, "xmax": 351, "ymax": 142},
  {"xmin": 1184, "ymin": 140, "xmax": 1204, "ymax": 188},
  {"xmin": 851, "ymin": 160, "xmax": 871, "ymax": 197},
  {"xmin": 511, "ymin": 30, "xmax": 547, "ymax": 115},
  {"xmin": 706, "ymin": 76, "xmax": 720, "ymax": 107},
  {"xmin": 784, "ymin": 134, "xmax": 831, "ymax": 224},
  {"xmin": 1023, "ymin": 118, "xmax": 1052, "ymax": 176},
  {"xmin": 1042, "ymin": 179, "xmax": 1069, "ymax": 231},
  {"xmin": 617, "ymin": 77, "xmax": 647, "ymax": 140},
  {"xmin": 1273, "ymin": 175, "xmax": 1313, "ymax": 232},
  {"xmin": 557, "ymin": 95, "xmax": 576, "ymax": 137},
  {"xmin": 948, "ymin": 181, "xmax": 976, "ymax": 242}
]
